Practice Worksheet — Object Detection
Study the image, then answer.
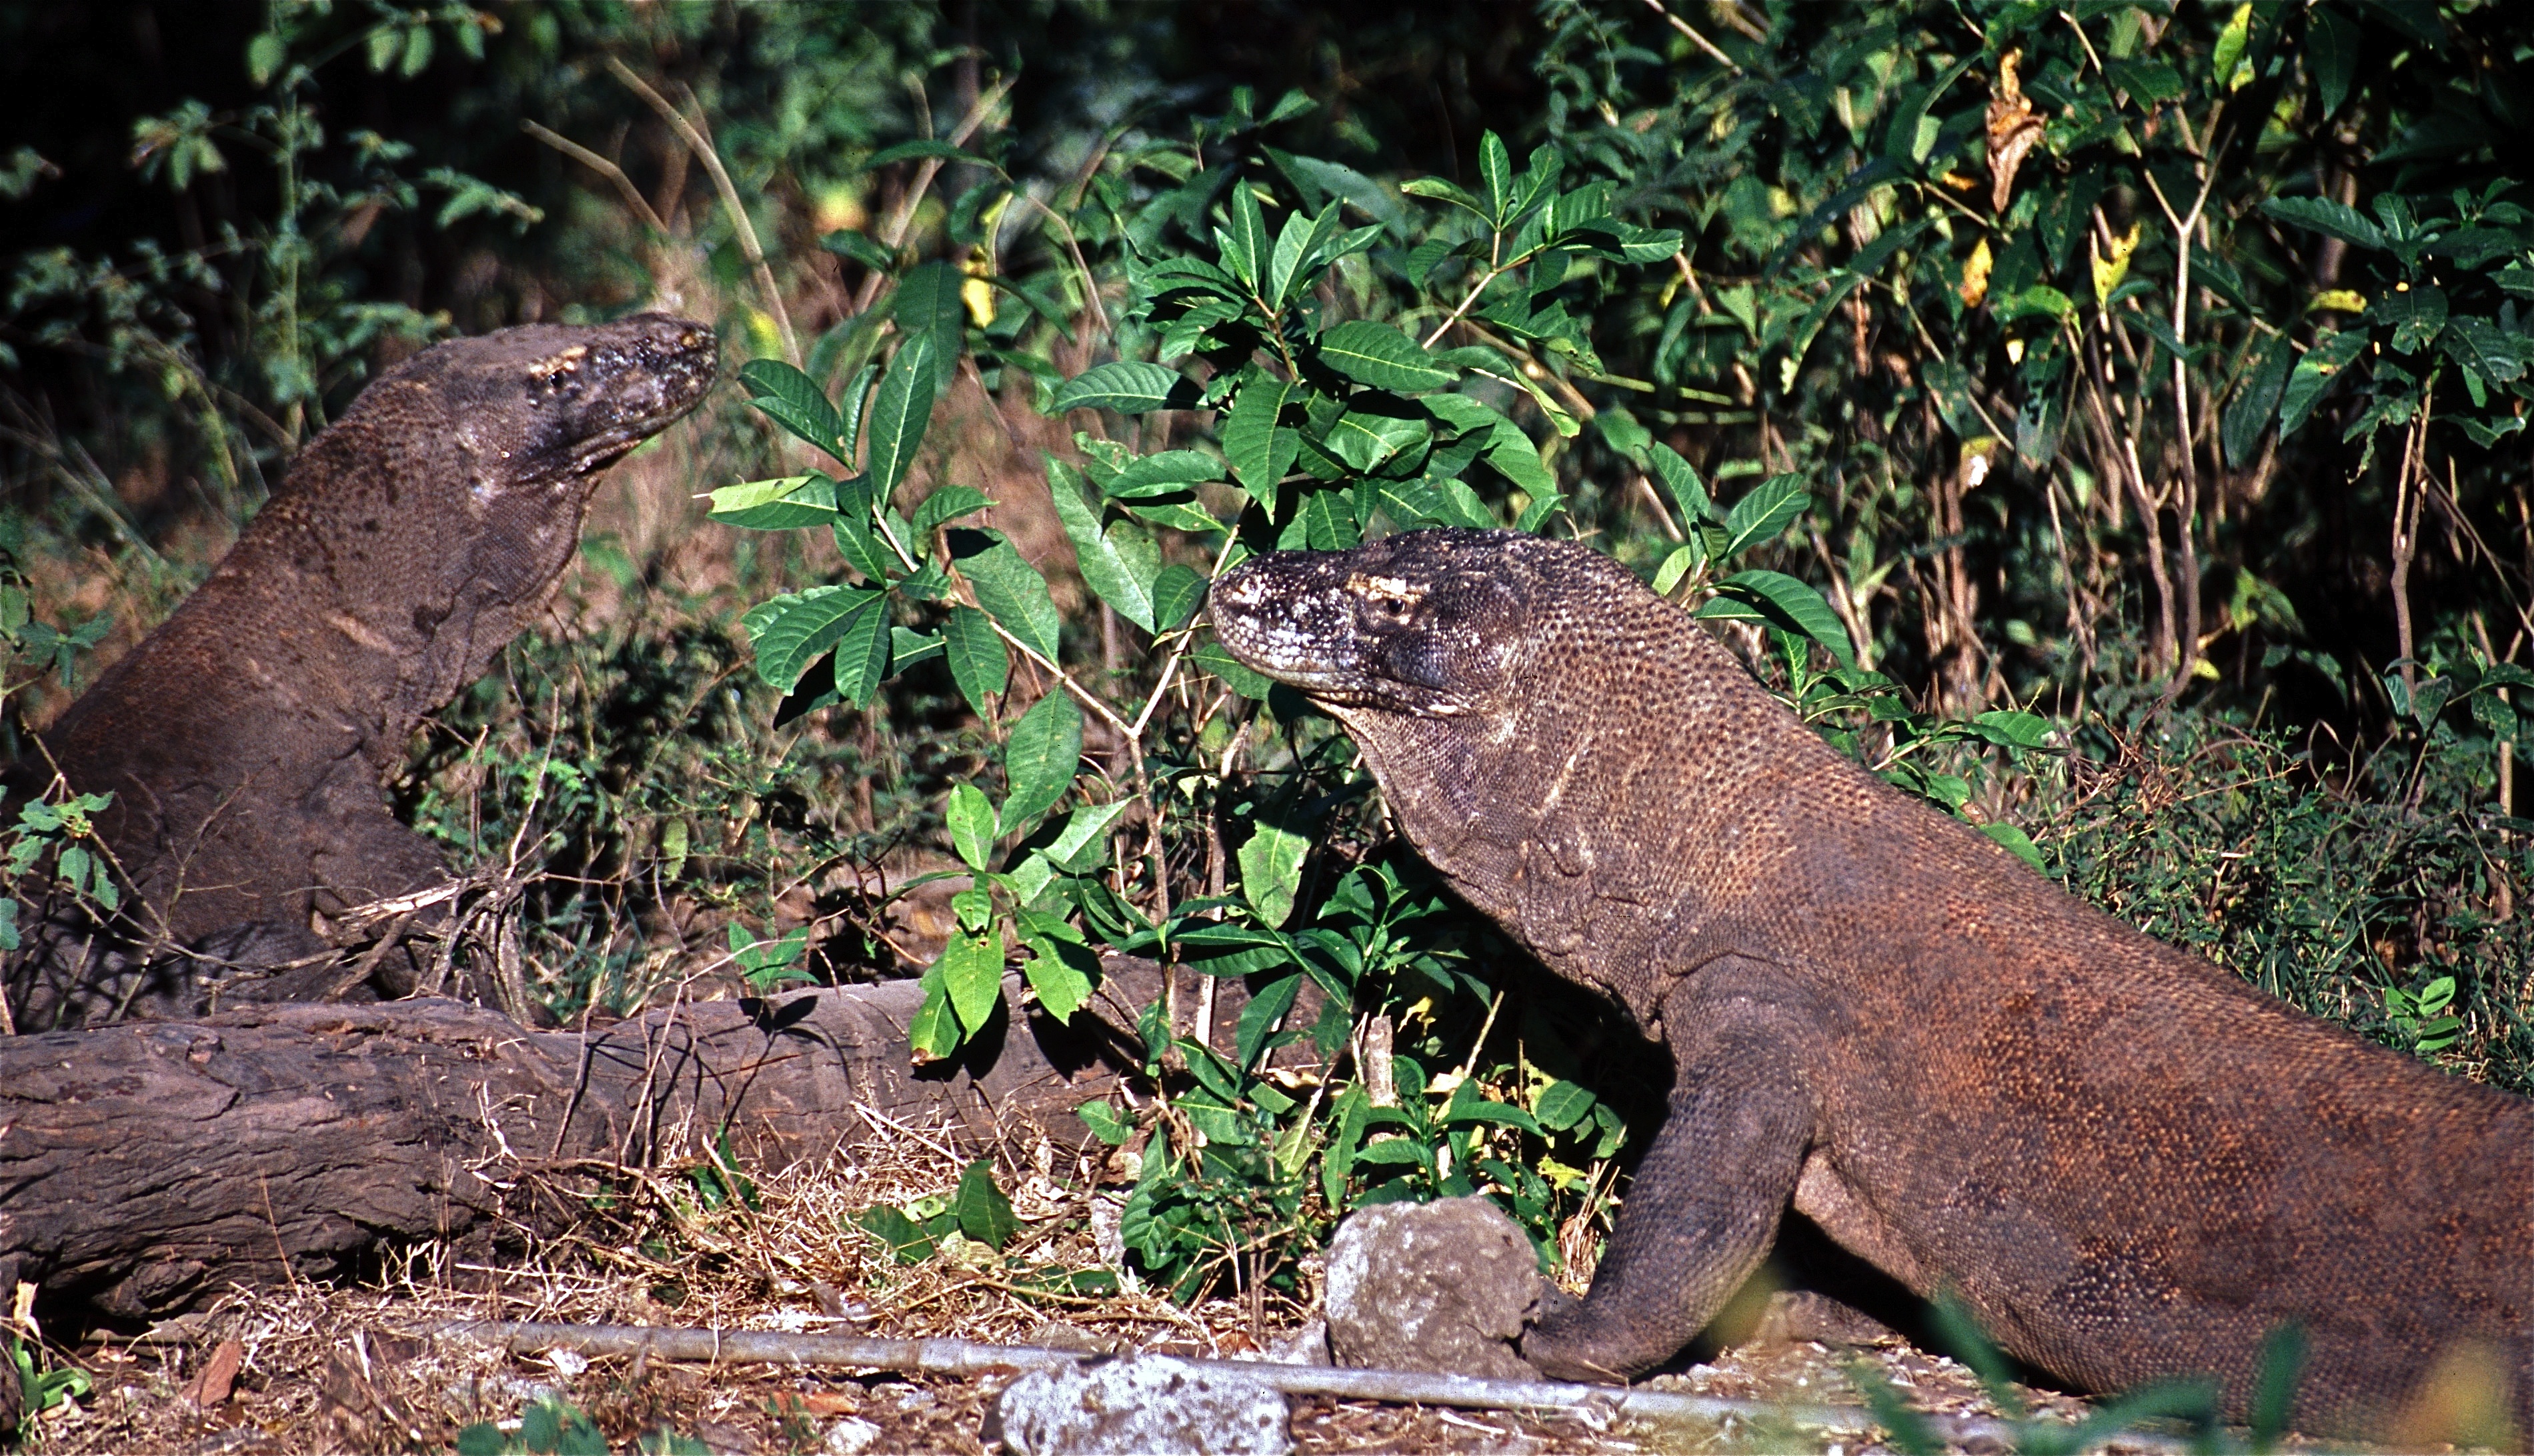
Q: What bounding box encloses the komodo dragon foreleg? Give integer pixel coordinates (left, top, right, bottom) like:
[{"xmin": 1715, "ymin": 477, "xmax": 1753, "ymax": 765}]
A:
[{"xmin": 1523, "ymin": 964, "xmax": 1820, "ymax": 1383}]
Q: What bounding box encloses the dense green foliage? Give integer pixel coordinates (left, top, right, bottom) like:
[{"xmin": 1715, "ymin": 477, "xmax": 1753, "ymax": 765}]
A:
[{"xmin": 3, "ymin": 5, "xmax": 2529, "ymax": 1426}]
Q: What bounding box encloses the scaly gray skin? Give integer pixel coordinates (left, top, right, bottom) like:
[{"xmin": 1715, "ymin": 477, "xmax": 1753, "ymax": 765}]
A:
[
  {"xmin": 1210, "ymin": 528, "xmax": 2533, "ymax": 1440},
  {"xmin": 32, "ymin": 315, "xmax": 716, "ymax": 969}
]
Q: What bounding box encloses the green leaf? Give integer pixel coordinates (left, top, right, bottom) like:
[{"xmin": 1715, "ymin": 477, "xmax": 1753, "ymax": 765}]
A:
[
  {"xmin": 2279, "ymin": 330, "xmax": 2367, "ymax": 437},
  {"xmin": 857, "ymin": 1205, "xmax": 936, "ymax": 1264},
  {"xmin": 1219, "ymin": 181, "xmax": 1271, "ymax": 287},
  {"xmin": 1105, "ymin": 449, "xmax": 1224, "ymax": 499},
  {"xmin": 2263, "ymin": 196, "xmax": 2387, "ymax": 252},
  {"xmin": 1267, "ymin": 203, "xmax": 1344, "ymax": 308},
  {"xmin": 910, "ymin": 973, "xmax": 961, "ymax": 1059},
  {"xmin": 708, "ymin": 474, "xmax": 839, "ymax": 531},
  {"xmin": 1651, "ymin": 542, "xmax": 1704, "ymax": 595},
  {"xmin": 2309, "ymin": 6, "xmax": 2358, "ymax": 115},
  {"xmin": 1971, "ymin": 710, "xmax": 2052, "ymax": 749},
  {"xmin": 913, "ymin": 485, "xmax": 994, "ymax": 539},
  {"xmin": 950, "ymin": 529, "xmax": 1062, "ymax": 664},
  {"xmin": 866, "ymin": 331, "xmax": 941, "ymax": 498},
  {"xmin": 891, "ymin": 627, "xmax": 944, "ymax": 668},
  {"xmin": 1478, "ymin": 131, "xmax": 1514, "ymax": 224},
  {"xmin": 1238, "ymin": 817, "xmax": 1310, "ymax": 929},
  {"xmin": 1002, "ymin": 689, "xmax": 1084, "ymax": 829},
  {"xmin": 1234, "ymin": 972, "xmax": 1305, "ymax": 1070},
  {"xmin": 954, "ymin": 1159, "xmax": 1019, "ymax": 1248},
  {"xmin": 1514, "ymin": 491, "xmax": 1566, "ymax": 533},
  {"xmin": 1153, "ymin": 564, "xmax": 1207, "ymax": 631},
  {"xmin": 1224, "ymin": 375, "xmax": 1298, "ymax": 509},
  {"xmin": 2212, "ymin": 3, "xmax": 2254, "ymax": 89},
  {"xmin": 2223, "ymin": 337, "xmax": 2293, "ymax": 468},
  {"xmin": 1982, "ymin": 821, "xmax": 2048, "ymax": 874},
  {"xmin": 1428, "ymin": 394, "xmax": 1554, "ymax": 496},
  {"xmin": 739, "ymin": 359, "xmax": 849, "ymax": 460},
  {"xmin": 1440, "ymin": 1089, "xmax": 1542, "ymax": 1136},
  {"xmin": 1078, "ymin": 1101, "xmax": 1135, "ymax": 1146},
  {"xmin": 1322, "ymin": 407, "xmax": 1430, "ymax": 474},
  {"xmin": 1193, "ymin": 641, "xmax": 1274, "ymax": 698},
  {"xmin": 830, "ymin": 587, "xmax": 894, "ymax": 708},
  {"xmin": 2106, "ymin": 58, "xmax": 2183, "ymax": 104},
  {"xmin": 1318, "ymin": 321, "xmax": 1458, "ymax": 393},
  {"xmin": 1723, "ymin": 475, "xmax": 1811, "ymax": 559},
  {"xmin": 1266, "ymin": 150, "xmax": 1409, "ymax": 239},
  {"xmin": 1648, "ymin": 443, "xmax": 1718, "ymax": 523},
  {"xmin": 1052, "ymin": 361, "xmax": 1198, "ymax": 415},
  {"xmin": 1594, "ymin": 406, "xmax": 1652, "ymax": 461},
  {"xmin": 247, "ymin": 32, "xmax": 287, "ymax": 86},
  {"xmin": 1703, "ymin": 570, "xmax": 1855, "ymax": 668},
  {"xmin": 946, "ymin": 783, "xmax": 997, "ymax": 871},
  {"xmin": 2373, "ymin": 284, "xmax": 2447, "ymax": 355},
  {"xmin": 1047, "ymin": 797, "xmax": 1136, "ymax": 873},
  {"xmin": 741, "ymin": 585, "xmax": 888, "ymax": 693},
  {"xmin": 1023, "ymin": 937, "xmax": 1096, "ymax": 1022},
  {"xmin": 866, "ymin": 138, "xmax": 995, "ymax": 171},
  {"xmin": 944, "ymin": 605, "xmax": 1008, "ymax": 713},
  {"xmin": 1046, "ymin": 457, "xmax": 1161, "ymax": 631},
  {"xmin": 893, "ymin": 259, "xmax": 966, "ymax": 389},
  {"xmin": 936, "ymin": 927, "xmax": 1006, "ymax": 1035},
  {"xmin": 1533, "ymin": 1080, "xmax": 1597, "ymax": 1132},
  {"xmin": 820, "ymin": 229, "xmax": 896, "ymax": 274}
]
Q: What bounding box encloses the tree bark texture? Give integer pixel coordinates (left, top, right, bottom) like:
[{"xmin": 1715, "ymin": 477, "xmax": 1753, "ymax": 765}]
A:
[{"xmin": 0, "ymin": 956, "xmax": 1194, "ymax": 1323}]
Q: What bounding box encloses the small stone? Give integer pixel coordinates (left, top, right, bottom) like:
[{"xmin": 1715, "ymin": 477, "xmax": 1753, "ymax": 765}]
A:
[
  {"xmin": 990, "ymin": 1356, "xmax": 1290, "ymax": 1455},
  {"xmin": 1323, "ymin": 1195, "xmax": 1542, "ymax": 1380},
  {"xmin": 822, "ymin": 1417, "xmax": 884, "ymax": 1455},
  {"xmin": 1254, "ymin": 1319, "xmax": 1330, "ymax": 1367}
]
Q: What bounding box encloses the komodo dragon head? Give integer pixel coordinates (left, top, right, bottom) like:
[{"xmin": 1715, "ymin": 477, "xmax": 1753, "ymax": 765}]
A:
[
  {"xmin": 1208, "ymin": 527, "xmax": 1621, "ymax": 718},
  {"xmin": 388, "ymin": 311, "xmax": 720, "ymax": 489},
  {"xmin": 1208, "ymin": 526, "xmax": 1816, "ymax": 1018}
]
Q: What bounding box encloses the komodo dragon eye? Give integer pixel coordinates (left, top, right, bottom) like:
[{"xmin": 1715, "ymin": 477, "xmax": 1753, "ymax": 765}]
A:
[{"xmin": 1349, "ymin": 573, "xmax": 1423, "ymax": 624}]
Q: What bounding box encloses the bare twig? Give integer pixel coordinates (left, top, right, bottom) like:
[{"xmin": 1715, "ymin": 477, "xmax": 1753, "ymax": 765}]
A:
[
  {"xmin": 605, "ymin": 56, "xmax": 798, "ymax": 365},
  {"xmin": 522, "ymin": 120, "xmax": 672, "ymax": 237},
  {"xmin": 434, "ymin": 1321, "xmax": 2197, "ymax": 1452},
  {"xmin": 853, "ymin": 74, "xmax": 1019, "ymax": 315},
  {"xmin": 1633, "ymin": 0, "xmax": 1742, "ymax": 75}
]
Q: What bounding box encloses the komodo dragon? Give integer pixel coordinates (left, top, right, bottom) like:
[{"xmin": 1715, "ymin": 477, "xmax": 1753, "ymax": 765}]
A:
[
  {"xmin": 1210, "ymin": 527, "xmax": 2532, "ymax": 1439},
  {"xmin": 23, "ymin": 314, "xmax": 715, "ymax": 1003}
]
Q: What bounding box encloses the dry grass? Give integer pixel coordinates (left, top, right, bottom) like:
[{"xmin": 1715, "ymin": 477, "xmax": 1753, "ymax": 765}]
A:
[{"xmin": 7, "ymin": 1104, "xmax": 2101, "ymax": 1456}]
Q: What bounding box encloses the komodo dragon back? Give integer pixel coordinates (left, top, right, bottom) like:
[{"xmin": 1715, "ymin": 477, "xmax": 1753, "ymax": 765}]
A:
[
  {"xmin": 1212, "ymin": 527, "xmax": 2533, "ymax": 1441},
  {"xmin": 29, "ymin": 314, "xmax": 716, "ymax": 978}
]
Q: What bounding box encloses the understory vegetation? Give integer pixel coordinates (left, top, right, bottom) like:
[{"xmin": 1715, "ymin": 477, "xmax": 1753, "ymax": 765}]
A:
[{"xmin": 3, "ymin": 0, "xmax": 2531, "ymax": 1442}]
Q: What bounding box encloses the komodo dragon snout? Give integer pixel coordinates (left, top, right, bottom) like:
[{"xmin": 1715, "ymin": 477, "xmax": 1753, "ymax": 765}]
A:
[
  {"xmin": 1213, "ymin": 527, "xmax": 2534, "ymax": 1441},
  {"xmin": 21, "ymin": 313, "xmax": 716, "ymax": 1019}
]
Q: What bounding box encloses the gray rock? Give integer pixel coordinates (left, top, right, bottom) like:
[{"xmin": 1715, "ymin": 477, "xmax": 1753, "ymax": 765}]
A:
[
  {"xmin": 992, "ymin": 1356, "xmax": 1289, "ymax": 1455},
  {"xmin": 1324, "ymin": 1195, "xmax": 1544, "ymax": 1380}
]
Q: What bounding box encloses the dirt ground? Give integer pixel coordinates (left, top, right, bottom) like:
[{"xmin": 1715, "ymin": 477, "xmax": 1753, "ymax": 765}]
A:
[{"xmin": 11, "ymin": 1125, "xmax": 2340, "ymax": 1455}]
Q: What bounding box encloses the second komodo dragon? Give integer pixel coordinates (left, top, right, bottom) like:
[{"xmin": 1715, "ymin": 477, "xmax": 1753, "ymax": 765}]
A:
[
  {"xmin": 1211, "ymin": 527, "xmax": 2532, "ymax": 1439},
  {"xmin": 29, "ymin": 313, "xmax": 715, "ymax": 997}
]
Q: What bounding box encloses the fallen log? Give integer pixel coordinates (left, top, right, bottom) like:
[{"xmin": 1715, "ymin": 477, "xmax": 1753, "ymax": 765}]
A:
[{"xmin": 0, "ymin": 956, "xmax": 1195, "ymax": 1324}]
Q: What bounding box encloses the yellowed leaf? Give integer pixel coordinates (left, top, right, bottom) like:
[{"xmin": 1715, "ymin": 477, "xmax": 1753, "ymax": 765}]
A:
[{"xmin": 1960, "ymin": 236, "xmax": 1995, "ymax": 308}]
